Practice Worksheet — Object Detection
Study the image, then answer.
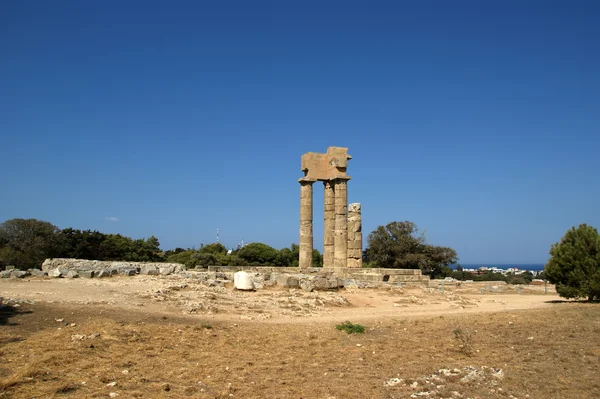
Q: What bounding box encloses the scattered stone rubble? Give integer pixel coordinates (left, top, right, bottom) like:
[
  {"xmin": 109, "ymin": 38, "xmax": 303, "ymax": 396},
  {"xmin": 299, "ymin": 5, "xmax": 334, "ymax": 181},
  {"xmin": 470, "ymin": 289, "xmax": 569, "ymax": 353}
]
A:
[
  {"xmin": 384, "ymin": 366, "xmax": 508, "ymax": 399},
  {"xmin": 0, "ymin": 268, "xmax": 47, "ymax": 279}
]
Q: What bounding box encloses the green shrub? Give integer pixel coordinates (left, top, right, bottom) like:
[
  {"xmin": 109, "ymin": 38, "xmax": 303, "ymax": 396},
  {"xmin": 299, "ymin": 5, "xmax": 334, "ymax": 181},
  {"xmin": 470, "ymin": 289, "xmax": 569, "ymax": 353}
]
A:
[{"xmin": 336, "ymin": 321, "xmax": 366, "ymax": 334}]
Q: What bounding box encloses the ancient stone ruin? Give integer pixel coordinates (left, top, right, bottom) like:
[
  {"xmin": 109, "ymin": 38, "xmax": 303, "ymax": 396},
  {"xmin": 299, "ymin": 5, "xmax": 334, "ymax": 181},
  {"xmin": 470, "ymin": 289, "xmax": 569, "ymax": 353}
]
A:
[
  {"xmin": 299, "ymin": 146, "xmax": 362, "ymax": 269},
  {"xmin": 21, "ymin": 146, "xmax": 429, "ymax": 288}
]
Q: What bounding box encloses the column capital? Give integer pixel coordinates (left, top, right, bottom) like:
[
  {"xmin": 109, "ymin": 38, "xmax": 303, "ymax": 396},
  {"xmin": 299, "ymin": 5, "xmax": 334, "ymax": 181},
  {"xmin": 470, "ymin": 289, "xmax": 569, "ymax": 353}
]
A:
[
  {"xmin": 330, "ymin": 176, "xmax": 351, "ymax": 182},
  {"xmin": 298, "ymin": 177, "xmax": 318, "ymax": 184}
]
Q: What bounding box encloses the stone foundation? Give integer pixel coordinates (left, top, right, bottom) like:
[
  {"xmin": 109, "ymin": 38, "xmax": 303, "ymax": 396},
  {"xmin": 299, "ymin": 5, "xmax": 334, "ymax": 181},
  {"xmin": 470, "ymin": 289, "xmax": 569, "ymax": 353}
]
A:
[
  {"xmin": 42, "ymin": 258, "xmax": 183, "ymax": 277},
  {"xmin": 39, "ymin": 259, "xmax": 430, "ymax": 287},
  {"xmin": 208, "ymin": 266, "xmax": 430, "ymax": 287}
]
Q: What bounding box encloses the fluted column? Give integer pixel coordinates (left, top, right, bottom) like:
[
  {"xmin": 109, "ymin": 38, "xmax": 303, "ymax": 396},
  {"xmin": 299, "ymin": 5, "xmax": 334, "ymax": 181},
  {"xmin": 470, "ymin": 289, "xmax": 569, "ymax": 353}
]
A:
[
  {"xmin": 347, "ymin": 203, "xmax": 363, "ymax": 268},
  {"xmin": 323, "ymin": 180, "xmax": 335, "ymax": 268},
  {"xmin": 299, "ymin": 178, "xmax": 316, "ymax": 268},
  {"xmin": 333, "ymin": 177, "xmax": 350, "ymax": 268}
]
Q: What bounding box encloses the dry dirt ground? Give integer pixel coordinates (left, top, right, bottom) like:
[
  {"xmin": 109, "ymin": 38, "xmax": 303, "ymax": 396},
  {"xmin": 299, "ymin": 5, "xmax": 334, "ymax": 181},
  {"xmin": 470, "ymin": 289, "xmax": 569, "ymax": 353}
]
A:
[{"xmin": 1, "ymin": 276, "xmax": 599, "ymax": 399}]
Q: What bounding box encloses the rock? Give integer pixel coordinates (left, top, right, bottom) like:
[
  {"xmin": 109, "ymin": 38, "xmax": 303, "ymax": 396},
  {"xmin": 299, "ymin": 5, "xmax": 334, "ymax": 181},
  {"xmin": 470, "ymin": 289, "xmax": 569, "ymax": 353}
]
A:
[
  {"xmin": 159, "ymin": 265, "xmax": 175, "ymax": 276},
  {"xmin": 344, "ymin": 279, "xmax": 367, "ymax": 288},
  {"xmin": 207, "ymin": 280, "xmax": 225, "ymax": 288},
  {"xmin": 312, "ymin": 277, "xmax": 330, "ymax": 291},
  {"xmin": 215, "ymin": 272, "xmax": 229, "ymax": 280},
  {"xmin": 5, "ymin": 266, "xmax": 16, "ymax": 271},
  {"xmin": 234, "ymin": 271, "xmax": 254, "ymax": 290},
  {"xmin": 48, "ymin": 268, "xmax": 64, "ymax": 278},
  {"xmin": 79, "ymin": 270, "xmax": 95, "ymax": 278},
  {"xmin": 300, "ymin": 279, "xmax": 314, "ymax": 292},
  {"xmin": 11, "ymin": 270, "xmax": 30, "ymax": 279},
  {"xmin": 66, "ymin": 270, "xmax": 79, "ymax": 278},
  {"xmin": 140, "ymin": 265, "xmax": 159, "ymax": 275},
  {"xmin": 71, "ymin": 334, "xmax": 86, "ymax": 341},
  {"xmin": 28, "ymin": 269, "xmax": 48, "ymax": 277},
  {"xmin": 118, "ymin": 268, "xmax": 137, "ymax": 276},
  {"xmin": 276, "ymin": 275, "xmax": 300, "ymax": 288},
  {"xmin": 263, "ymin": 280, "xmax": 276, "ymax": 288},
  {"xmin": 0, "ymin": 270, "xmax": 12, "ymax": 278},
  {"xmin": 328, "ymin": 278, "xmax": 343, "ymax": 289},
  {"xmin": 96, "ymin": 269, "xmax": 112, "ymax": 278}
]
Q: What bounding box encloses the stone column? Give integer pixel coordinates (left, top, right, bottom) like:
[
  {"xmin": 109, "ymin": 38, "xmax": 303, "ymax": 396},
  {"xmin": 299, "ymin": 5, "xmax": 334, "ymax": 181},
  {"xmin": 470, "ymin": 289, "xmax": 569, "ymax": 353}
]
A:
[
  {"xmin": 323, "ymin": 180, "xmax": 335, "ymax": 268},
  {"xmin": 347, "ymin": 203, "xmax": 363, "ymax": 268},
  {"xmin": 299, "ymin": 178, "xmax": 316, "ymax": 268},
  {"xmin": 333, "ymin": 177, "xmax": 350, "ymax": 269}
]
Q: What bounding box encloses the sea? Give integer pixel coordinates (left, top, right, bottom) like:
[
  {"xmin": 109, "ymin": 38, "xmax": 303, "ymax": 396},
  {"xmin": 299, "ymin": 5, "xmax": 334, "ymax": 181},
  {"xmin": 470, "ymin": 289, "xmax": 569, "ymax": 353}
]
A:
[{"xmin": 456, "ymin": 264, "xmax": 546, "ymax": 272}]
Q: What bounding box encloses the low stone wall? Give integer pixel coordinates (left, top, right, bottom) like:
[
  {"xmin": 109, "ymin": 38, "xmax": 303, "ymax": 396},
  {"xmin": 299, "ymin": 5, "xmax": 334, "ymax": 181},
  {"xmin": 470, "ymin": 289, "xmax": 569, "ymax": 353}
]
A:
[
  {"xmin": 208, "ymin": 266, "xmax": 430, "ymax": 286},
  {"xmin": 34, "ymin": 259, "xmax": 430, "ymax": 288},
  {"xmin": 41, "ymin": 258, "xmax": 184, "ymax": 278}
]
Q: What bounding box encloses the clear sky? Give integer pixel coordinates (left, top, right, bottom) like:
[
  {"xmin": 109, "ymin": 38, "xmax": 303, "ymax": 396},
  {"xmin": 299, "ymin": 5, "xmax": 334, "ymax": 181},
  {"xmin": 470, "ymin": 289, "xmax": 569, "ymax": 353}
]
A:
[{"xmin": 1, "ymin": 1, "xmax": 598, "ymax": 264}]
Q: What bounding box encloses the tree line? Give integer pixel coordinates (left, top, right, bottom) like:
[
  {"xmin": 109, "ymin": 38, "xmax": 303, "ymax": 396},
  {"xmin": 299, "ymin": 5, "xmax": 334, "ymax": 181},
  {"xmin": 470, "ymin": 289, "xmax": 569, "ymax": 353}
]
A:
[
  {"xmin": 0, "ymin": 218, "xmax": 323, "ymax": 270},
  {"xmin": 1, "ymin": 218, "xmax": 597, "ymax": 301},
  {"xmin": 0, "ymin": 218, "xmax": 453, "ymax": 276}
]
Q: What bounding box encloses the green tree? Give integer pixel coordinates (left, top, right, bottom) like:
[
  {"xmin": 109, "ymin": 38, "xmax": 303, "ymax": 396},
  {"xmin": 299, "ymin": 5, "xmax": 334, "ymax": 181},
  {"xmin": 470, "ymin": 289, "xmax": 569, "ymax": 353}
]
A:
[
  {"xmin": 545, "ymin": 224, "xmax": 600, "ymax": 301},
  {"xmin": 0, "ymin": 218, "xmax": 62, "ymax": 269},
  {"xmin": 366, "ymin": 221, "xmax": 458, "ymax": 278},
  {"xmin": 312, "ymin": 249, "xmax": 323, "ymax": 267},
  {"xmin": 166, "ymin": 250, "xmax": 196, "ymax": 267},
  {"xmin": 279, "ymin": 247, "xmax": 293, "ymax": 266},
  {"xmin": 198, "ymin": 242, "xmax": 228, "ymax": 255},
  {"xmin": 237, "ymin": 243, "xmax": 280, "ymax": 265},
  {"xmin": 164, "ymin": 247, "xmax": 186, "ymax": 258}
]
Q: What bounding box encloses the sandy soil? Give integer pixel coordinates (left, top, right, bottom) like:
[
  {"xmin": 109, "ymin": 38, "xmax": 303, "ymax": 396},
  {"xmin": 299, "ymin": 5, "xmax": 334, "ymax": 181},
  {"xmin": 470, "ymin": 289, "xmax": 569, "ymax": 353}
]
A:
[
  {"xmin": 2, "ymin": 276, "xmax": 599, "ymax": 399},
  {"xmin": 0, "ymin": 276, "xmax": 558, "ymax": 323}
]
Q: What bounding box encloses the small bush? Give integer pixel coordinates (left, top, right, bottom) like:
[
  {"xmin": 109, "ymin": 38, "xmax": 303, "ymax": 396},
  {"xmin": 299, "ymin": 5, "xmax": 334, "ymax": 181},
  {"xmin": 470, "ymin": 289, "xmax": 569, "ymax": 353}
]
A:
[
  {"xmin": 336, "ymin": 321, "xmax": 366, "ymax": 334},
  {"xmin": 453, "ymin": 326, "xmax": 473, "ymax": 356}
]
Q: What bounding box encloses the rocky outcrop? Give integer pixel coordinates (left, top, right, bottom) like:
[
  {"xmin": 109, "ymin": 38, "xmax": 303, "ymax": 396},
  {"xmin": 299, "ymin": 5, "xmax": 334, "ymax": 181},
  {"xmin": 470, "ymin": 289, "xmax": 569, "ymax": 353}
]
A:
[{"xmin": 42, "ymin": 258, "xmax": 184, "ymax": 278}]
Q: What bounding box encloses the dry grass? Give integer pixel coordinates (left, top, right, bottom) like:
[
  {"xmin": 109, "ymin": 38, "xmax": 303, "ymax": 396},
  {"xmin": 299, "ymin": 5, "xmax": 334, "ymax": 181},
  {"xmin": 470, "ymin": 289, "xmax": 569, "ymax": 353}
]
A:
[{"xmin": 0, "ymin": 301, "xmax": 599, "ymax": 398}]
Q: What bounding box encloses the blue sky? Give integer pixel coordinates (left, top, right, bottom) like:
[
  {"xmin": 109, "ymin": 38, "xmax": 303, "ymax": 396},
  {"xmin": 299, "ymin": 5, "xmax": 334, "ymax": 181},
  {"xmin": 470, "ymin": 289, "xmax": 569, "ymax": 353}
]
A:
[{"xmin": 1, "ymin": 1, "xmax": 598, "ymax": 264}]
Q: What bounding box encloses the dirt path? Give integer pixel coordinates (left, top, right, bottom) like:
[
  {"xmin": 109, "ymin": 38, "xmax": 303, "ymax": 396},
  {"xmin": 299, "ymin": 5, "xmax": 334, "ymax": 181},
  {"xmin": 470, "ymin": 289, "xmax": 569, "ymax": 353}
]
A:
[{"xmin": 0, "ymin": 276, "xmax": 559, "ymax": 324}]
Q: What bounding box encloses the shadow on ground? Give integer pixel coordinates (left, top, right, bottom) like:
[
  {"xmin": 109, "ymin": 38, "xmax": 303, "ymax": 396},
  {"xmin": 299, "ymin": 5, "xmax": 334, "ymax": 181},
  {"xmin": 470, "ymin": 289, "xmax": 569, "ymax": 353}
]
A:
[
  {"xmin": 545, "ymin": 299, "xmax": 600, "ymax": 304},
  {"xmin": 0, "ymin": 303, "xmax": 32, "ymax": 327}
]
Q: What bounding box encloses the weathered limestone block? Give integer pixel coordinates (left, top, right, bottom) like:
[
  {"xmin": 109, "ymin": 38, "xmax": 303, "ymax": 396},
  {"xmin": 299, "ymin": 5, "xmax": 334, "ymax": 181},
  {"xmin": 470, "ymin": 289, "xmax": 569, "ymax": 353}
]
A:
[
  {"xmin": 140, "ymin": 264, "xmax": 159, "ymax": 275},
  {"xmin": 96, "ymin": 269, "xmax": 113, "ymax": 278},
  {"xmin": 11, "ymin": 270, "xmax": 30, "ymax": 278},
  {"xmin": 49, "ymin": 268, "xmax": 66, "ymax": 278},
  {"xmin": 0, "ymin": 270, "xmax": 11, "ymax": 278},
  {"xmin": 66, "ymin": 270, "xmax": 79, "ymax": 278},
  {"xmin": 159, "ymin": 265, "xmax": 175, "ymax": 275},
  {"xmin": 276, "ymin": 275, "xmax": 300, "ymax": 288},
  {"xmin": 233, "ymin": 271, "xmax": 254, "ymax": 290},
  {"xmin": 79, "ymin": 270, "xmax": 95, "ymax": 278},
  {"xmin": 301, "ymin": 147, "xmax": 351, "ymax": 181}
]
